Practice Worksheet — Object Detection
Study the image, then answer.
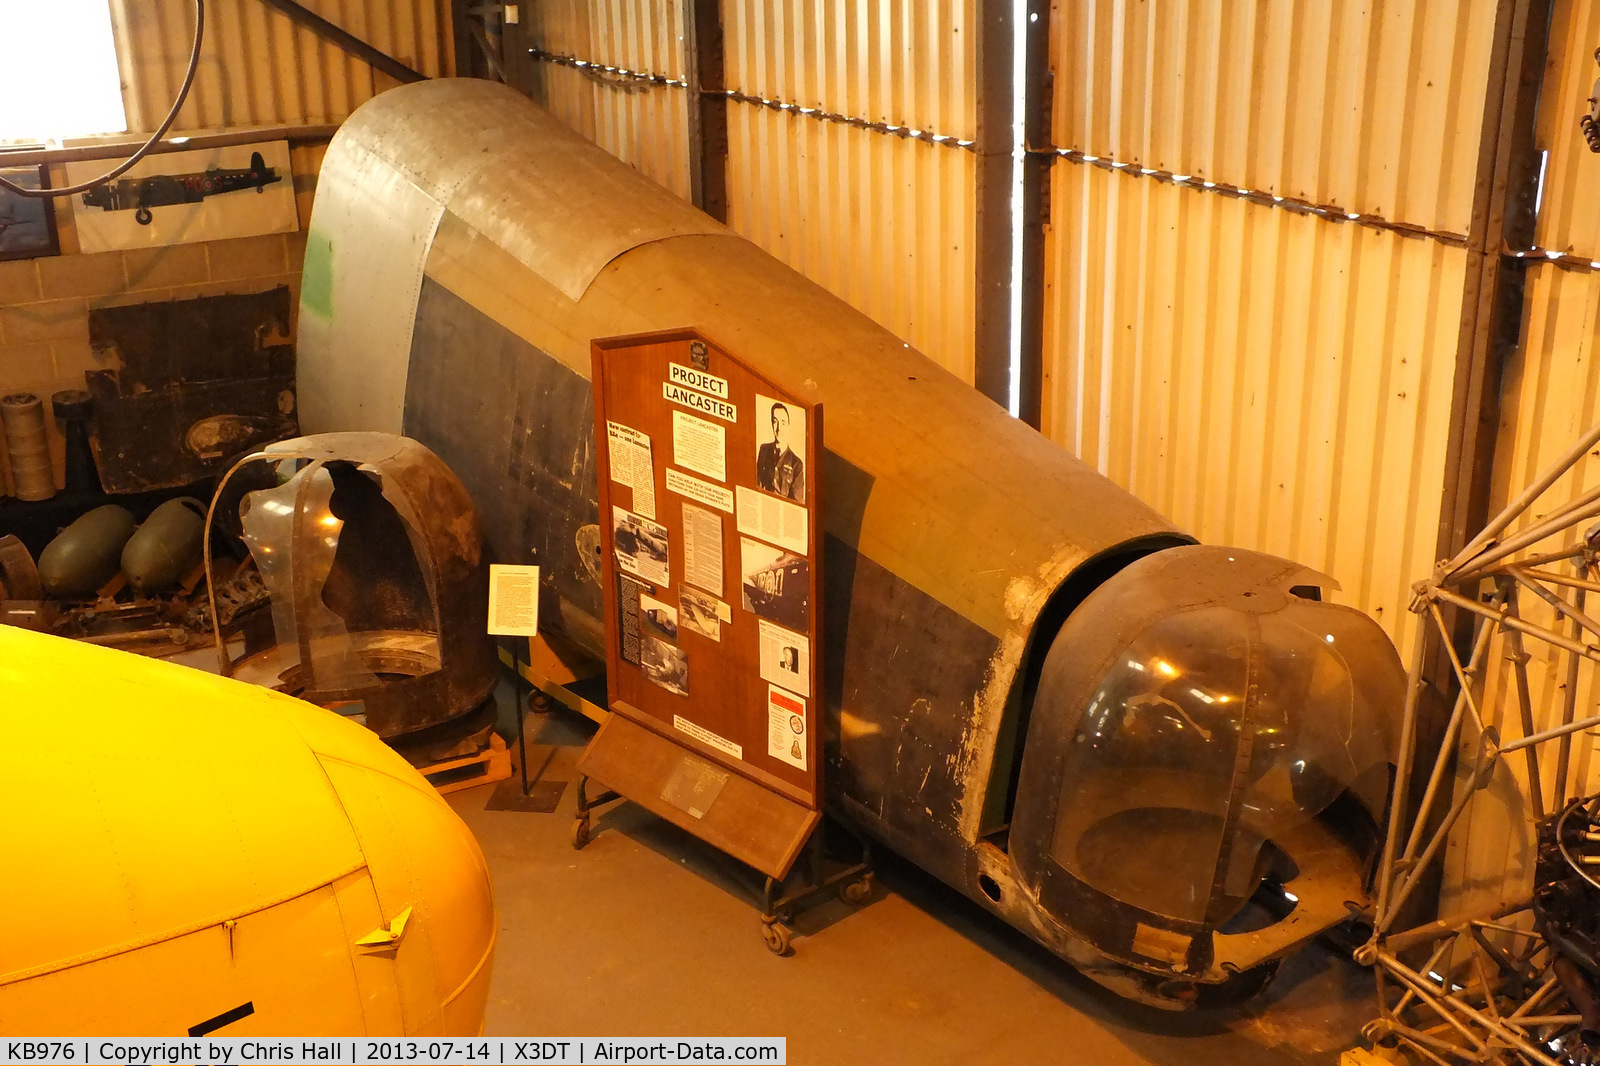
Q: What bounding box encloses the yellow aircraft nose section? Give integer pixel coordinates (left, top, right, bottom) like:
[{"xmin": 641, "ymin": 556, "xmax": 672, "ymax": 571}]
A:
[
  {"xmin": 0, "ymin": 627, "xmax": 496, "ymax": 1036},
  {"xmin": 291, "ymin": 707, "xmax": 498, "ymax": 1034}
]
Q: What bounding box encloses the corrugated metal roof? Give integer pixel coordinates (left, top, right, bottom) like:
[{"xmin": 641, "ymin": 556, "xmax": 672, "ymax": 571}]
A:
[
  {"xmin": 720, "ymin": 0, "xmax": 979, "ymax": 382},
  {"xmin": 107, "ymin": 0, "xmax": 452, "ymax": 132},
  {"xmin": 1043, "ymin": 160, "xmax": 1463, "ymax": 655},
  {"xmin": 1052, "ymin": 0, "xmax": 1497, "ymax": 235}
]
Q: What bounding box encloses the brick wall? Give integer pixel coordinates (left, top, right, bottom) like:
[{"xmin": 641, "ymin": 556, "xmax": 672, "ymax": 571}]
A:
[{"xmin": 0, "ymin": 142, "xmax": 323, "ymax": 495}]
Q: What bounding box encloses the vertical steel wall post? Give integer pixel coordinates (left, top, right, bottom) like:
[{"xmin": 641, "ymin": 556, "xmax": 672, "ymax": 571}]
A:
[
  {"xmin": 1438, "ymin": 0, "xmax": 1552, "ymax": 577},
  {"xmin": 1405, "ymin": 0, "xmax": 1554, "ymax": 929},
  {"xmin": 1016, "ymin": 0, "xmax": 1051, "ymax": 429},
  {"xmin": 973, "ymin": 0, "xmax": 1017, "ymax": 414},
  {"xmin": 686, "ymin": 0, "xmax": 728, "ymax": 223}
]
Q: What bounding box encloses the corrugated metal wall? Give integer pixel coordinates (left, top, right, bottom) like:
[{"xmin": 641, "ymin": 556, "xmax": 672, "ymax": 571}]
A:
[
  {"xmin": 722, "ymin": 0, "xmax": 978, "ymax": 382},
  {"xmin": 526, "ymin": 0, "xmax": 693, "ymax": 200},
  {"xmin": 1053, "ymin": 0, "xmax": 1494, "ymax": 236},
  {"xmin": 1042, "ymin": 0, "xmax": 1498, "ymax": 654},
  {"xmin": 107, "ymin": 0, "xmax": 453, "ymax": 132},
  {"xmin": 526, "ymin": 1, "xmax": 980, "ymax": 382},
  {"xmin": 1044, "ymin": 167, "xmax": 1463, "ymax": 653}
]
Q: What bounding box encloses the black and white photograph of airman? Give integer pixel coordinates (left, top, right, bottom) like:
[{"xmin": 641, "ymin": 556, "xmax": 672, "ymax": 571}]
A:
[{"xmin": 754, "ymin": 394, "xmax": 805, "ymax": 503}]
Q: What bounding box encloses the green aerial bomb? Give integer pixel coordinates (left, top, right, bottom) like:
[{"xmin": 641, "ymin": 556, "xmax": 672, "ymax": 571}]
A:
[
  {"xmin": 120, "ymin": 497, "xmax": 207, "ymax": 594},
  {"xmin": 37, "ymin": 504, "xmax": 137, "ymax": 599}
]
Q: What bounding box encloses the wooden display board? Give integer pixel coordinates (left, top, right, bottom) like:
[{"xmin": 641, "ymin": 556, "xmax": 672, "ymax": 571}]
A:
[{"xmin": 578, "ymin": 327, "xmax": 823, "ymax": 879}]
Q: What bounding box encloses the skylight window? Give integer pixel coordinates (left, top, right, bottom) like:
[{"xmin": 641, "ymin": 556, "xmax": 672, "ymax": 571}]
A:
[{"xmin": 0, "ymin": 0, "xmax": 128, "ymax": 144}]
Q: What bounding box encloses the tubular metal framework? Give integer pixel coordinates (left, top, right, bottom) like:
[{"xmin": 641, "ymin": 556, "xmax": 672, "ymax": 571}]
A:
[{"xmin": 1360, "ymin": 420, "xmax": 1600, "ymax": 1066}]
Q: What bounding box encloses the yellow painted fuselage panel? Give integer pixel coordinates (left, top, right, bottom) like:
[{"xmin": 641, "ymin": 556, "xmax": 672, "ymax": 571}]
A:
[{"xmin": 0, "ymin": 627, "xmax": 495, "ymax": 1036}]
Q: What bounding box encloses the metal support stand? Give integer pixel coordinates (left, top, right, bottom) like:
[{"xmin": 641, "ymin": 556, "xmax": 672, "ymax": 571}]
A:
[
  {"xmin": 516, "ymin": 688, "xmax": 555, "ymax": 796},
  {"xmin": 757, "ymin": 823, "xmax": 873, "ymax": 957},
  {"xmin": 517, "ymin": 677, "xmax": 531, "ymax": 797},
  {"xmin": 570, "ymin": 774, "xmax": 621, "ymax": 850},
  {"xmin": 509, "ymin": 648, "xmax": 536, "ymax": 797},
  {"xmin": 568, "ymin": 773, "xmax": 875, "ymax": 955}
]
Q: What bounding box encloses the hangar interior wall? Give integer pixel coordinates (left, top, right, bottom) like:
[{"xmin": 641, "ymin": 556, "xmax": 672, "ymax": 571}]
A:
[
  {"xmin": 0, "ymin": 0, "xmax": 454, "ymax": 495},
  {"xmin": 523, "ymin": 0, "xmax": 1600, "ymax": 919},
  {"xmin": 107, "ymin": 0, "xmax": 454, "ymax": 131}
]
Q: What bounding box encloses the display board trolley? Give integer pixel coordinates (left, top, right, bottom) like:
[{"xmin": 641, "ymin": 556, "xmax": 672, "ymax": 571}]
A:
[{"xmin": 574, "ymin": 328, "xmax": 870, "ymax": 954}]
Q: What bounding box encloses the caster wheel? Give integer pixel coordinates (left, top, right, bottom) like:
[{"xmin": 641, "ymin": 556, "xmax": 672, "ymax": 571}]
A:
[
  {"xmin": 841, "ymin": 876, "xmax": 873, "ymax": 905},
  {"xmin": 134, "ymin": 206, "xmax": 153, "ymax": 225},
  {"xmin": 571, "ymin": 817, "xmax": 591, "ymax": 850},
  {"xmin": 528, "ymin": 691, "xmax": 553, "ymax": 715},
  {"xmin": 761, "ymin": 920, "xmax": 792, "ymax": 956}
]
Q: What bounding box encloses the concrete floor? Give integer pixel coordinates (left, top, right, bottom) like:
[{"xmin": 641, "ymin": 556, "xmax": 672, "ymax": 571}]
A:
[{"xmin": 445, "ymin": 705, "xmax": 1375, "ymax": 1066}]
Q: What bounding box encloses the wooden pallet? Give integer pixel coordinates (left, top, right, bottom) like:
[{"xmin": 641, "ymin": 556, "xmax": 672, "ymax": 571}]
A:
[{"xmin": 419, "ymin": 733, "xmax": 512, "ymax": 795}]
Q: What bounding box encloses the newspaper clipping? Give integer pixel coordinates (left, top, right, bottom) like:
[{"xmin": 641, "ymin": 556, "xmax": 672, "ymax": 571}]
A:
[
  {"xmin": 613, "ymin": 506, "xmax": 669, "ymax": 587},
  {"xmin": 642, "ymin": 636, "xmax": 688, "ymax": 697},
  {"xmin": 486, "ymin": 564, "xmax": 541, "ymax": 637},
  {"xmin": 735, "ymin": 486, "xmax": 807, "ymax": 555},
  {"xmin": 681, "ymin": 503, "xmax": 724, "ymax": 595},
  {"xmin": 665, "ymin": 467, "xmax": 734, "ymax": 513},
  {"xmin": 640, "ymin": 592, "xmax": 678, "ymax": 643},
  {"xmin": 757, "ymin": 618, "xmax": 809, "ymax": 697},
  {"xmin": 606, "ymin": 421, "xmax": 656, "ymax": 519}
]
